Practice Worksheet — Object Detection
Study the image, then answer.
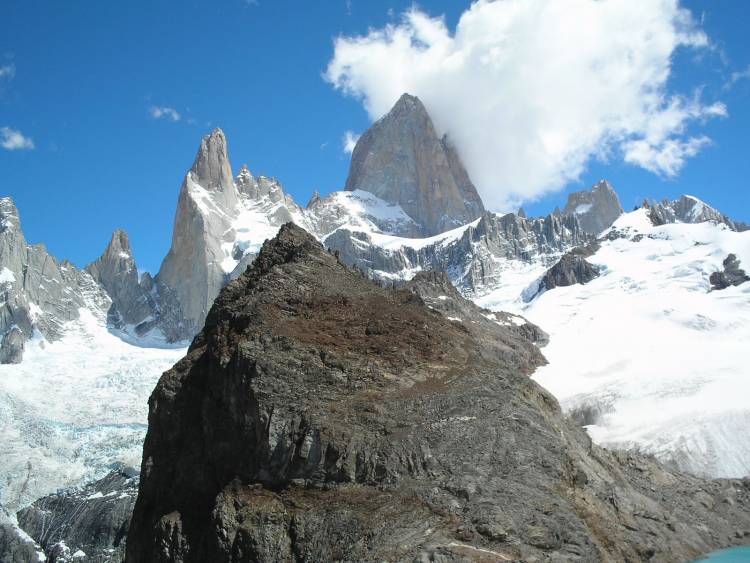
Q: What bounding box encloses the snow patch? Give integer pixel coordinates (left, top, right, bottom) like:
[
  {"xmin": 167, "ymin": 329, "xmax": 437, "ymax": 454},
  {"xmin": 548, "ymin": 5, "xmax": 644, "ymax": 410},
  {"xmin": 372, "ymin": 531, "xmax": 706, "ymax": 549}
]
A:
[{"xmin": 0, "ymin": 267, "xmax": 15, "ymax": 284}]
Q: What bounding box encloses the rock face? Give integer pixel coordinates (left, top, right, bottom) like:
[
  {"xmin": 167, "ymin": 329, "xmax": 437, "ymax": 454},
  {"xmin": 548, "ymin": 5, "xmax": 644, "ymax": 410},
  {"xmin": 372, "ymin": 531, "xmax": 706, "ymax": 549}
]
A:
[
  {"xmin": 563, "ymin": 179, "xmax": 624, "ymax": 235},
  {"xmin": 156, "ymin": 129, "xmax": 240, "ymax": 341},
  {"xmin": 530, "ymin": 244, "xmax": 601, "ymax": 299},
  {"xmin": 345, "ymin": 94, "xmax": 485, "ymax": 236},
  {"xmin": 710, "ymin": 254, "xmax": 750, "ymax": 290},
  {"xmin": 127, "ymin": 223, "xmax": 750, "ymax": 563},
  {"xmin": 86, "ymin": 229, "xmax": 157, "ymax": 332},
  {"xmin": 16, "ymin": 467, "xmax": 139, "ymax": 562}
]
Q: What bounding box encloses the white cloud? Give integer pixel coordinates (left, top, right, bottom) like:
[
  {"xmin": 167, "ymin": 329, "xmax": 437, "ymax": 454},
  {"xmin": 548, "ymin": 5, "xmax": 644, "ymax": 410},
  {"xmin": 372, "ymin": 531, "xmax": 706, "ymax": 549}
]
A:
[
  {"xmin": 326, "ymin": 0, "xmax": 724, "ymax": 210},
  {"xmin": 0, "ymin": 64, "xmax": 15, "ymax": 81},
  {"xmin": 342, "ymin": 130, "xmax": 360, "ymax": 154},
  {"xmin": 149, "ymin": 106, "xmax": 181, "ymax": 122},
  {"xmin": 0, "ymin": 126, "xmax": 34, "ymax": 150},
  {"xmin": 624, "ymin": 136, "xmax": 710, "ymax": 177},
  {"xmin": 728, "ymin": 64, "xmax": 750, "ymax": 87}
]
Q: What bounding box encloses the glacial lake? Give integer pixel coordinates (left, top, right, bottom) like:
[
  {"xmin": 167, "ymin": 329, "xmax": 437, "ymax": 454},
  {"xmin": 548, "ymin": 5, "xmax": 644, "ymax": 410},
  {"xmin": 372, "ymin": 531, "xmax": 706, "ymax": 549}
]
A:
[{"xmin": 695, "ymin": 547, "xmax": 750, "ymax": 561}]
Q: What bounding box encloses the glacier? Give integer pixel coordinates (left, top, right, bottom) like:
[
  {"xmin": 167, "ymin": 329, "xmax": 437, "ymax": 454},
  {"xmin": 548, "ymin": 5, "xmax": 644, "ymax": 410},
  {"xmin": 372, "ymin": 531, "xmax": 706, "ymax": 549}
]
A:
[
  {"xmin": 478, "ymin": 209, "xmax": 750, "ymax": 478},
  {"xmin": 0, "ymin": 310, "xmax": 184, "ymax": 510}
]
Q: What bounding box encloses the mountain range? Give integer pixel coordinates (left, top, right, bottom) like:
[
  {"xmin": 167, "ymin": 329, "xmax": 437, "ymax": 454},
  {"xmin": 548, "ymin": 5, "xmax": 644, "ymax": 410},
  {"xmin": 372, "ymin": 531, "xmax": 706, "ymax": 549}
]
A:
[{"xmin": 1, "ymin": 93, "xmax": 749, "ymax": 560}]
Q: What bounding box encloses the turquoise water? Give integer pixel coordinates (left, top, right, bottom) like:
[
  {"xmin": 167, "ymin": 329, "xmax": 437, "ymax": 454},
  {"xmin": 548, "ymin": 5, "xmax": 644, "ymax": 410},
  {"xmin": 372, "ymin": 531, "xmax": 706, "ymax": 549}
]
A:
[{"xmin": 696, "ymin": 547, "xmax": 750, "ymax": 561}]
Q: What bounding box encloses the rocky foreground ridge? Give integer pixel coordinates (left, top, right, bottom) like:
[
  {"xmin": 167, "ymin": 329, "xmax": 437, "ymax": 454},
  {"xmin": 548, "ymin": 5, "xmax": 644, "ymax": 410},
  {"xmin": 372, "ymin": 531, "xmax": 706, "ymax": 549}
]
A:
[{"xmin": 125, "ymin": 223, "xmax": 750, "ymax": 562}]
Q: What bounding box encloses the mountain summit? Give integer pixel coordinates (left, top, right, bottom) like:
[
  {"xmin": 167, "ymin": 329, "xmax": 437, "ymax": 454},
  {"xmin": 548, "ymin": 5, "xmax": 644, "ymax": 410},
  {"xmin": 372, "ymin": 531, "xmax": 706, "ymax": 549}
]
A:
[
  {"xmin": 563, "ymin": 179, "xmax": 624, "ymax": 235},
  {"xmin": 345, "ymin": 93, "xmax": 485, "ymax": 236},
  {"xmin": 156, "ymin": 127, "xmax": 240, "ymax": 339}
]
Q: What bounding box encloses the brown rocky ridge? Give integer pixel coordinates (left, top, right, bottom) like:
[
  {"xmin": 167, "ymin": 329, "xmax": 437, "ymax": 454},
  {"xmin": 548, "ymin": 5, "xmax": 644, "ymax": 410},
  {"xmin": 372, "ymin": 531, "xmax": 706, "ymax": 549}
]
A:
[{"xmin": 126, "ymin": 223, "xmax": 750, "ymax": 562}]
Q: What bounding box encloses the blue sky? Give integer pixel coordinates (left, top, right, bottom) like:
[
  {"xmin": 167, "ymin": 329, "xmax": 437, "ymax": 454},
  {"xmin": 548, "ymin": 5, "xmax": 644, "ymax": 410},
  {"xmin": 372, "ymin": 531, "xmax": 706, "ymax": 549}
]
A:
[{"xmin": 1, "ymin": 1, "xmax": 749, "ymax": 273}]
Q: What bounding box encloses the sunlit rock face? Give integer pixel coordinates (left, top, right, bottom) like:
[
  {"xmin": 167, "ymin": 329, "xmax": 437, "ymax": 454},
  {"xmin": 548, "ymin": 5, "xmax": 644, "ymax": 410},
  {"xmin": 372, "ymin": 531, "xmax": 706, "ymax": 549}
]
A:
[{"xmin": 345, "ymin": 93, "xmax": 485, "ymax": 236}]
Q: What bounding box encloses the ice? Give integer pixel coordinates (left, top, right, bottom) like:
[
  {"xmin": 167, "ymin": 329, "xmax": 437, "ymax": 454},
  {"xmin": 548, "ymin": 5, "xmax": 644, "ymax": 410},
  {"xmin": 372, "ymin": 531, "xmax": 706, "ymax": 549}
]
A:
[{"xmin": 0, "ymin": 308, "xmax": 185, "ymax": 510}]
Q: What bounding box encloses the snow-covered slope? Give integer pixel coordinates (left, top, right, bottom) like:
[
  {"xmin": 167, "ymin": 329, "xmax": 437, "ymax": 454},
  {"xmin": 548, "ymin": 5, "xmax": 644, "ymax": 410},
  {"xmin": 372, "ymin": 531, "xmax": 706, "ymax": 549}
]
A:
[
  {"xmin": 478, "ymin": 208, "xmax": 750, "ymax": 478},
  {"xmin": 0, "ymin": 310, "xmax": 184, "ymax": 511}
]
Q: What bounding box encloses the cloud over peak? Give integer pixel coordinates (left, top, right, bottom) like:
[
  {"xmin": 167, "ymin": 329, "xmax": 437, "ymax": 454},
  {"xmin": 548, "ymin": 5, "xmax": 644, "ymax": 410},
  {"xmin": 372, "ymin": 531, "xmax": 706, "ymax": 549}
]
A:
[{"xmin": 326, "ymin": 0, "xmax": 725, "ymax": 209}]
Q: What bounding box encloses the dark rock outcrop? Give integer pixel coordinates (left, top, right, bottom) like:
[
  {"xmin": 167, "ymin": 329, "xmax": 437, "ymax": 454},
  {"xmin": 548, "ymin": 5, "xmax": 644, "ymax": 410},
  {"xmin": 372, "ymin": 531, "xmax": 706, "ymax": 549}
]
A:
[
  {"xmin": 127, "ymin": 223, "xmax": 750, "ymax": 562},
  {"xmin": 530, "ymin": 244, "xmax": 601, "ymax": 299},
  {"xmin": 563, "ymin": 179, "xmax": 623, "ymax": 235},
  {"xmin": 0, "ymin": 326, "xmax": 25, "ymax": 364},
  {"xmin": 345, "ymin": 94, "xmax": 485, "ymax": 236},
  {"xmin": 0, "ymin": 505, "xmax": 44, "ymax": 563},
  {"xmin": 16, "ymin": 466, "xmax": 138, "ymax": 562},
  {"xmin": 407, "ymin": 270, "xmax": 549, "ymax": 348},
  {"xmin": 710, "ymin": 254, "xmax": 750, "ymax": 290}
]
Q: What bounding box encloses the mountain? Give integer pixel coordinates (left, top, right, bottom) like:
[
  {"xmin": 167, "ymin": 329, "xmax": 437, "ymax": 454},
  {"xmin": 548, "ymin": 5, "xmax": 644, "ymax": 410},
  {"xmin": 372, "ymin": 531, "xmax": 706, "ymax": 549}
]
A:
[
  {"xmin": 324, "ymin": 209, "xmax": 590, "ymax": 294},
  {"xmin": 563, "ymin": 179, "xmax": 624, "ymax": 235},
  {"xmin": 649, "ymin": 194, "xmax": 739, "ymax": 230},
  {"xmin": 0, "ymin": 197, "xmax": 112, "ymax": 364},
  {"xmin": 3, "ymin": 93, "xmax": 750, "ymax": 557},
  {"xmin": 155, "ymin": 130, "xmax": 310, "ymax": 340},
  {"xmin": 126, "ymin": 223, "xmax": 750, "ymax": 562},
  {"xmin": 345, "ymin": 93, "xmax": 485, "ymax": 236},
  {"xmin": 86, "ymin": 229, "xmax": 158, "ymax": 333},
  {"xmin": 156, "ymin": 128, "xmax": 241, "ymax": 340}
]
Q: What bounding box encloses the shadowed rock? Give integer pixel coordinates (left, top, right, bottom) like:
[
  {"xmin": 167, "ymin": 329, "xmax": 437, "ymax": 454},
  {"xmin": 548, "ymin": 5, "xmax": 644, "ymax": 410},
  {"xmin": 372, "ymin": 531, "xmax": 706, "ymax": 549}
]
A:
[
  {"xmin": 529, "ymin": 244, "xmax": 601, "ymax": 299},
  {"xmin": 16, "ymin": 467, "xmax": 139, "ymax": 562},
  {"xmin": 127, "ymin": 223, "xmax": 750, "ymax": 562},
  {"xmin": 710, "ymin": 254, "xmax": 750, "ymax": 290},
  {"xmin": 0, "ymin": 326, "xmax": 24, "ymax": 364}
]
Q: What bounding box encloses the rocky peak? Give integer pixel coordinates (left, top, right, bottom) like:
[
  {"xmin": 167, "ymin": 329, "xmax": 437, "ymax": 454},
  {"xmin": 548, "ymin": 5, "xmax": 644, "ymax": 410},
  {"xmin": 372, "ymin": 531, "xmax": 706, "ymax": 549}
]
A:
[
  {"xmin": 191, "ymin": 128, "xmax": 234, "ymax": 193},
  {"xmin": 0, "ymin": 197, "xmax": 21, "ymax": 234},
  {"xmin": 306, "ymin": 190, "xmax": 322, "ymax": 208},
  {"xmin": 104, "ymin": 229, "xmax": 133, "ymax": 261},
  {"xmin": 648, "ymin": 195, "xmax": 738, "ymax": 230},
  {"xmin": 345, "ymin": 93, "xmax": 485, "ymax": 236},
  {"xmin": 563, "ymin": 179, "xmax": 624, "ymax": 235},
  {"xmin": 86, "ymin": 229, "xmax": 156, "ymax": 330},
  {"xmin": 235, "ymin": 164, "xmax": 254, "ymax": 192}
]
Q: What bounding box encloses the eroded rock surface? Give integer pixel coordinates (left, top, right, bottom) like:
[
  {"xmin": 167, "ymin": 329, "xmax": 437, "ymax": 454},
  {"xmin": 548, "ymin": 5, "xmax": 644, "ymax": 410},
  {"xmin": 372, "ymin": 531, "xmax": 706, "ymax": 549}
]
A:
[
  {"xmin": 16, "ymin": 467, "xmax": 138, "ymax": 562},
  {"xmin": 126, "ymin": 223, "xmax": 750, "ymax": 562}
]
